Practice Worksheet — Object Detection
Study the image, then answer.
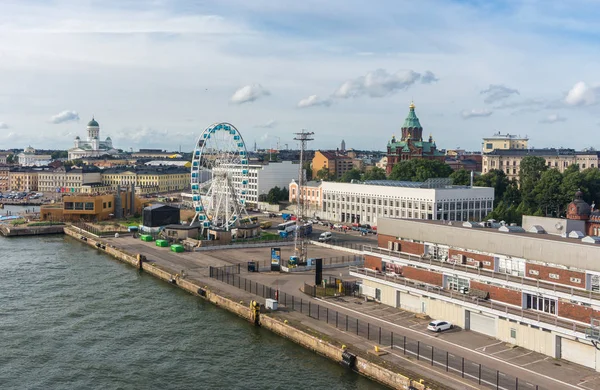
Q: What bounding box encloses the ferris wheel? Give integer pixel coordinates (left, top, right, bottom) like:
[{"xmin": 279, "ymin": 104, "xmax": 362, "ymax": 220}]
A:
[{"xmin": 190, "ymin": 122, "xmax": 250, "ymax": 230}]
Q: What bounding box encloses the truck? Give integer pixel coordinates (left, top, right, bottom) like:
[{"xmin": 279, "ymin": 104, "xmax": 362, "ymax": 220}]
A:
[{"xmin": 282, "ymin": 213, "xmax": 291, "ymax": 221}]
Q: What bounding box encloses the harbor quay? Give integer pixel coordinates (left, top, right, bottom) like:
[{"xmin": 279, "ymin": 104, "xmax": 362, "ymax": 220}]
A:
[
  {"xmin": 64, "ymin": 226, "xmax": 463, "ymax": 390},
  {"xmin": 62, "ymin": 226, "xmax": 600, "ymax": 390}
]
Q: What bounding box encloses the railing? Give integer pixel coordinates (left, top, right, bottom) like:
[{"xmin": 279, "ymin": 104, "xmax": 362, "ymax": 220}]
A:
[
  {"xmin": 71, "ymin": 221, "xmax": 126, "ymax": 237},
  {"xmin": 280, "ymin": 255, "xmax": 363, "ymax": 268},
  {"xmin": 364, "ymin": 245, "xmax": 600, "ymax": 304},
  {"xmin": 350, "ymin": 266, "xmax": 588, "ymax": 335},
  {"xmin": 198, "ymin": 236, "xmax": 295, "ymax": 248},
  {"xmin": 209, "ymin": 265, "xmax": 543, "ymax": 390}
]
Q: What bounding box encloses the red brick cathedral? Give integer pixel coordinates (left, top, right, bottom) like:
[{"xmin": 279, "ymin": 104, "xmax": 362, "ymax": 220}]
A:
[{"xmin": 386, "ymin": 102, "xmax": 445, "ymax": 175}]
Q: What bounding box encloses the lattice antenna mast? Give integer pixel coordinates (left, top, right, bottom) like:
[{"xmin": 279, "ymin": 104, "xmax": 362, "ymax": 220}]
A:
[{"xmin": 293, "ymin": 130, "xmax": 314, "ymax": 261}]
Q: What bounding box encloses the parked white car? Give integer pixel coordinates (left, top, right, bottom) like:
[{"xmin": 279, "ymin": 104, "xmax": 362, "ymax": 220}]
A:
[
  {"xmin": 427, "ymin": 320, "xmax": 453, "ymax": 332},
  {"xmin": 333, "ymin": 223, "xmax": 343, "ymax": 229}
]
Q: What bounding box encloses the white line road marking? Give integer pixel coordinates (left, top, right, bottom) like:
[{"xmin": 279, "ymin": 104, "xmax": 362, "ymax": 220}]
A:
[
  {"xmin": 506, "ymin": 351, "xmax": 533, "ymax": 361},
  {"xmin": 491, "ymin": 348, "xmax": 516, "ymax": 355},
  {"xmin": 521, "ymin": 357, "xmax": 549, "ymax": 367},
  {"xmin": 316, "ymin": 298, "xmax": 585, "ymax": 390},
  {"xmin": 475, "ymin": 340, "xmax": 504, "ymax": 352}
]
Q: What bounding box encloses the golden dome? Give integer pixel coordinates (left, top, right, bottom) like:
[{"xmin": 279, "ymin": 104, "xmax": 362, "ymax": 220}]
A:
[{"xmin": 409, "ymin": 101, "xmax": 415, "ymax": 109}]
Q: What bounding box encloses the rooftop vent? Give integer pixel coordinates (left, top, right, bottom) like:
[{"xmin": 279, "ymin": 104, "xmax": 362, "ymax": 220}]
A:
[
  {"xmin": 462, "ymin": 222, "xmax": 481, "ymax": 228},
  {"xmin": 528, "ymin": 225, "xmax": 546, "ymax": 234},
  {"xmin": 582, "ymin": 236, "xmax": 600, "ymax": 244},
  {"xmin": 568, "ymin": 230, "xmax": 585, "ymax": 239},
  {"xmin": 499, "ymin": 225, "xmax": 526, "ymax": 233}
]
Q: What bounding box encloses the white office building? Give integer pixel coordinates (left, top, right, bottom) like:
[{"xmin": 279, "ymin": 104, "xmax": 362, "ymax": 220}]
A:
[
  {"xmin": 321, "ymin": 180, "xmax": 494, "ymax": 225},
  {"xmin": 17, "ymin": 146, "xmax": 52, "ymax": 167},
  {"xmin": 226, "ymin": 161, "xmax": 299, "ymax": 206}
]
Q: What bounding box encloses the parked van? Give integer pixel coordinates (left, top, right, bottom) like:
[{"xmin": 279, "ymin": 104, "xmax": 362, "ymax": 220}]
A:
[{"xmin": 318, "ymin": 232, "xmax": 332, "ymax": 242}]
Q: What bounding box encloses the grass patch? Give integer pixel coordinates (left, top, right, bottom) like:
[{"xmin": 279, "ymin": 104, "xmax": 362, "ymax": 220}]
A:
[{"xmin": 28, "ymin": 222, "xmax": 65, "ymax": 227}]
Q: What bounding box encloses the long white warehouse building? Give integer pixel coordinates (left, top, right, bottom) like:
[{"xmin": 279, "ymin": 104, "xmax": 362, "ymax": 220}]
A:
[{"xmin": 293, "ymin": 180, "xmax": 494, "ymax": 225}]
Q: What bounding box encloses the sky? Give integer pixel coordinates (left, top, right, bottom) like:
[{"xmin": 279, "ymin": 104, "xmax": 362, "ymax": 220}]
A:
[{"xmin": 0, "ymin": 0, "xmax": 600, "ymax": 152}]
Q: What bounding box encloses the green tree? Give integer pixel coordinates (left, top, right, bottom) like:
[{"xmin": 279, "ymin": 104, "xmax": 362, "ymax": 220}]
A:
[
  {"xmin": 315, "ymin": 167, "xmax": 334, "ymax": 181},
  {"xmin": 449, "ymin": 169, "xmax": 471, "ymax": 186},
  {"xmin": 51, "ymin": 150, "xmax": 68, "ymax": 159},
  {"xmin": 362, "ymin": 166, "xmax": 387, "ymax": 181},
  {"xmin": 502, "ymin": 180, "xmax": 521, "ymax": 206},
  {"xmin": 474, "ymin": 169, "xmax": 510, "ymax": 201},
  {"xmin": 6, "ymin": 154, "xmax": 17, "ymax": 164},
  {"xmin": 533, "ymin": 169, "xmax": 564, "ymax": 216},
  {"xmin": 266, "ymin": 186, "xmax": 282, "ymax": 204},
  {"xmin": 280, "ymin": 187, "xmax": 289, "ymax": 201},
  {"xmin": 519, "ymin": 156, "xmax": 547, "ymax": 212},
  {"xmin": 302, "ymin": 161, "xmax": 313, "ymax": 181},
  {"xmin": 389, "ymin": 159, "xmax": 453, "ymax": 182},
  {"xmin": 339, "ymin": 169, "xmax": 362, "ymax": 183},
  {"xmin": 582, "ymin": 168, "xmax": 600, "ymax": 206},
  {"xmin": 560, "ymin": 164, "xmax": 584, "ymax": 208}
]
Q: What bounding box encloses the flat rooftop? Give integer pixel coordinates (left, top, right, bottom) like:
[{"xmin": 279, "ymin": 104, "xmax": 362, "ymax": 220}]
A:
[{"xmin": 386, "ymin": 217, "xmax": 598, "ymax": 247}]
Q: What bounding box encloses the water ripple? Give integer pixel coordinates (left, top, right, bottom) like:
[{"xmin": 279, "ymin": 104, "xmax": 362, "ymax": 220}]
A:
[{"xmin": 0, "ymin": 235, "xmax": 383, "ymax": 390}]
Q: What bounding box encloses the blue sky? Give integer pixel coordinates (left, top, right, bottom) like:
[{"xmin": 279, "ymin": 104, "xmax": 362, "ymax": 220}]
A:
[{"xmin": 0, "ymin": 0, "xmax": 599, "ymax": 152}]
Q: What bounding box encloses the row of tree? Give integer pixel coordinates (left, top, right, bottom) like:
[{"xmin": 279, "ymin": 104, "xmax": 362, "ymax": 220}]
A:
[
  {"xmin": 486, "ymin": 157, "xmax": 600, "ymax": 224},
  {"xmin": 258, "ymin": 186, "xmax": 290, "ymax": 205}
]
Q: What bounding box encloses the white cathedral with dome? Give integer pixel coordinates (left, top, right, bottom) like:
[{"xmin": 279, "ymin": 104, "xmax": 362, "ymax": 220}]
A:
[{"xmin": 68, "ymin": 117, "xmax": 119, "ymax": 160}]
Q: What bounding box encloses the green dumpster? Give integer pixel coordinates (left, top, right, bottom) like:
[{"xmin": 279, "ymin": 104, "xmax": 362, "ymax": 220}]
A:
[
  {"xmin": 140, "ymin": 234, "xmax": 154, "ymax": 242},
  {"xmin": 170, "ymin": 244, "xmax": 184, "ymax": 253},
  {"xmin": 156, "ymin": 239, "xmax": 169, "ymax": 247}
]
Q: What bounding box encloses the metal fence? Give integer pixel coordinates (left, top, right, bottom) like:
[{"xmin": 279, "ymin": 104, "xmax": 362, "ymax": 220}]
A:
[
  {"xmin": 209, "ymin": 266, "xmax": 543, "ymax": 390},
  {"xmin": 280, "ymin": 255, "xmax": 363, "ymax": 268}
]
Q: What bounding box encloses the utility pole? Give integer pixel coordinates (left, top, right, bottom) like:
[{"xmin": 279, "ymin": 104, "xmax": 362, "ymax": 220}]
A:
[{"xmin": 293, "ymin": 129, "xmax": 314, "ymax": 262}]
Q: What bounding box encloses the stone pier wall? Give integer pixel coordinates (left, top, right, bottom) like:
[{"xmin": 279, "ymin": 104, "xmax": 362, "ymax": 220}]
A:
[{"xmin": 64, "ymin": 226, "xmax": 438, "ymax": 390}]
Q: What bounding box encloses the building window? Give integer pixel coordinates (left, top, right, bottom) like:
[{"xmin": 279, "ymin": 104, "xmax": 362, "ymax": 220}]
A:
[
  {"xmin": 108, "ymin": 201, "xmax": 112, "ymax": 208},
  {"xmin": 446, "ymin": 275, "xmax": 469, "ymax": 291},
  {"xmin": 84, "ymin": 202, "xmax": 94, "ymax": 210},
  {"xmin": 65, "ymin": 202, "xmax": 74, "ymax": 210},
  {"xmin": 498, "ymin": 257, "xmax": 525, "ymax": 277},
  {"xmin": 74, "ymin": 202, "xmax": 84, "ymax": 210},
  {"xmin": 525, "ymin": 294, "xmax": 556, "ymax": 315}
]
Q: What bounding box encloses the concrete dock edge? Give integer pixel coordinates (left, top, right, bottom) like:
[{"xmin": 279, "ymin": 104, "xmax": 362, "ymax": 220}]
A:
[{"xmin": 64, "ymin": 226, "xmax": 441, "ymax": 390}]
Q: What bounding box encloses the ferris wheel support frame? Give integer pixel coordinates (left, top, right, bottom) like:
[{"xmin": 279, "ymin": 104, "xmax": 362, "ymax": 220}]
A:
[{"xmin": 190, "ymin": 122, "xmax": 250, "ymax": 232}]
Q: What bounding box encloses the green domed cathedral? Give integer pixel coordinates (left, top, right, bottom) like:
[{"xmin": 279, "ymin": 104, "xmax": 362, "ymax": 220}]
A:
[{"xmin": 386, "ymin": 102, "xmax": 445, "ymax": 174}]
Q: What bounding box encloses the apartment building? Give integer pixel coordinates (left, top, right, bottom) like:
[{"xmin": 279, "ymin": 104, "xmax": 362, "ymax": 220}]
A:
[
  {"xmin": 38, "ymin": 166, "xmax": 102, "ymax": 193},
  {"xmin": 353, "ymin": 213, "xmax": 600, "ymax": 371},
  {"xmin": 8, "ymin": 167, "xmax": 44, "ymax": 192},
  {"xmin": 312, "ymin": 150, "xmax": 355, "ymax": 179},
  {"xmin": 482, "ymin": 132, "xmax": 529, "ymax": 154},
  {"xmin": 101, "ymin": 167, "xmax": 189, "ymax": 194},
  {"xmin": 0, "ymin": 164, "xmax": 10, "ymax": 192},
  {"xmin": 482, "ymin": 149, "xmax": 600, "ymax": 180}
]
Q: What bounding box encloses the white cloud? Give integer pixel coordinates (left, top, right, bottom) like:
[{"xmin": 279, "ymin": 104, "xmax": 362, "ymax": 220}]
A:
[
  {"xmin": 230, "ymin": 84, "xmax": 270, "ymax": 104},
  {"xmin": 333, "ymin": 69, "xmax": 435, "ymax": 99},
  {"xmin": 50, "ymin": 110, "xmax": 79, "ymax": 124},
  {"xmin": 539, "ymin": 113, "xmax": 566, "ymax": 124},
  {"xmin": 461, "ymin": 109, "xmax": 493, "ymax": 119},
  {"xmin": 0, "ymin": 122, "xmax": 9, "ymax": 129},
  {"xmin": 297, "ymin": 95, "xmax": 333, "ymax": 108},
  {"xmin": 255, "ymin": 120, "xmax": 277, "ymax": 128},
  {"xmin": 565, "ymin": 81, "xmax": 600, "ymax": 106},
  {"xmin": 481, "ymin": 84, "xmax": 520, "ymax": 104}
]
